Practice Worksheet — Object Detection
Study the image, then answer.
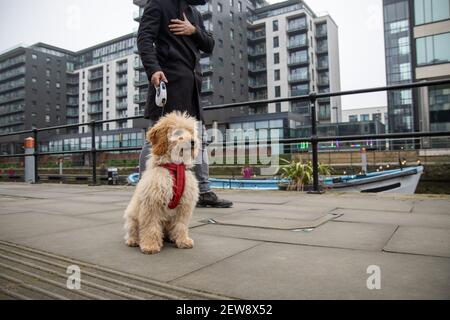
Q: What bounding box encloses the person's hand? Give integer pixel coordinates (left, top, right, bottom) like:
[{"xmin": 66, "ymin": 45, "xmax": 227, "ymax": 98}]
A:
[
  {"xmin": 169, "ymin": 13, "xmax": 196, "ymax": 36},
  {"xmin": 151, "ymin": 71, "xmax": 168, "ymax": 87}
]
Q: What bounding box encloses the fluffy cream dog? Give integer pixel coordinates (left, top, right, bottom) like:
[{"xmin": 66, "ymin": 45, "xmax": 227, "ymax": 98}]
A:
[{"xmin": 123, "ymin": 112, "xmax": 200, "ymax": 254}]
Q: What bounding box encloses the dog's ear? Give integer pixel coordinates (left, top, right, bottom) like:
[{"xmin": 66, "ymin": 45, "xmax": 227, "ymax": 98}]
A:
[{"xmin": 147, "ymin": 125, "xmax": 168, "ymax": 156}]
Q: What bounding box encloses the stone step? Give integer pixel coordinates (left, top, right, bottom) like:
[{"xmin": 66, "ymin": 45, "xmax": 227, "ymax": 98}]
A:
[{"xmin": 0, "ymin": 241, "xmax": 230, "ymax": 300}]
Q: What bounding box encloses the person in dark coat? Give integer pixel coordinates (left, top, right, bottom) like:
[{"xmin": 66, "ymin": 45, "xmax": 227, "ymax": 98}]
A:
[{"xmin": 137, "ymin": 0, "xmax": 233, "ymax": 208}]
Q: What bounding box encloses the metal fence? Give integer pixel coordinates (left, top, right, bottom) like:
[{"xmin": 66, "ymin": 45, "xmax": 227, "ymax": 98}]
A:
[{"xmin": 1, "ymin": 78, "xmax": 450, "ymax": 192}]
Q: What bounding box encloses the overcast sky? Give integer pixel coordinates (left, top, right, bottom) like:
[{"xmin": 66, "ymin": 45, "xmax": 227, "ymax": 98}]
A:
[{"xmin": 0, "ymin": 0, "xmax": 387, "ymax": 109}]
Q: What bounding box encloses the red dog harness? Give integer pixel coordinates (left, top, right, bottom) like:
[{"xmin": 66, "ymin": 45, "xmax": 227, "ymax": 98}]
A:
[{"xmin": 161, "ymin": 163, "xmax": 186, "ymax": 209}]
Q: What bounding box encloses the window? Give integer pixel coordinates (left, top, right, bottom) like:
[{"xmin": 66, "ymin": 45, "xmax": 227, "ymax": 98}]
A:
[
  {"xmin": 32, "ymin": 77, "xmax": 37, "ymax": 83},
  {"xmin": 274, "ymin": 53, "xmax": 280, "ymax": 64},
  {"xmin": 32, "ymin": 54, "xmax": 37, "ymax": 60},
  {"xmin": 415, "ymin": 0, "xmax": 450, "ymax": 25},
  {"xmin": 230, "ymin": 11, "xmax": 234, "ymax": 21},
  {"xmin": 274, "ymin": 69, "xmax": 280, "ymax": 81},
  {"xmin": 56, "ymin": 82, "xmax": 61, "ymax": 89},
  {"xmin": 273, "ymin": 36, "xmax": 279, "ymax": 48},
  {"xmin": 46, "ymin": 69, "xmax": 51, "ymax": 77},
  {"xmin": 238, "ymin": 1, "xmax": 242, "ymax": 12},
  {"xmin": 361, "ymin": 114, "xmax": 370, "ymax": 121},
  {"xmin": 219, "ymin": 39, "xmax": 223, "ymax": 48},
  {"xmin": 56, "ymin": 104, "xmax": 60, "ymax": 111},
  {"xmin": 319, "ymin": 103, "xmax": 330, "ymax": 121},
  {"xmin": 275, "ymin": 103, "xmax": 281, "ymax": 113},
  {"xmin": 46, "ymin": 57, "xmax": 51, "ymax": 64},
  {"xmin": 46, "ymin": 80, "xmax": 50, "ymax": 88},
  {"xmin": 275, "ymin": 86, "xmax": 281, "ymax": 98},
  {"xmin": 218, "ymin": 3, "xmax": 222, "ymax": 12},
  {"xmin": 349, "ymin": 115, "xmax": 358, "ymax": 122},
  {"xmin": 45, "ymin": 115, "xmax": 50, "ymax": 123},
  {"xmin": 273, "ymin": 20, "xmax": 279, "ymax": 32},
  {"xmin": 230, "ymin": 29, "xmax": 234, "ymax": 41},
  {"xmin": 416, "ymin": 32, "xmax": 450, "ymax": 66}
]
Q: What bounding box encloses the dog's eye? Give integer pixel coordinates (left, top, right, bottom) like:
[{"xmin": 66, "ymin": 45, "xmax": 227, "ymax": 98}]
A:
[{"xmin": 172, "ymin": 129, "xmax": 184, "ymax": 137}]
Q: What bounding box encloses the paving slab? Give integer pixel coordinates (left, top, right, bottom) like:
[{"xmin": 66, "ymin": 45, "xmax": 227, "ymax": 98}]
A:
[
  {"xmin": 211, "ymin": 212, "xmax": 339, "ymax": 230},
  {"xmin": 0, "ymin": 211, "xmax": 111, "ymax": 241},
  {"xmin": 9, "ymin": 222, "xmax": 261, "ymax": 283},
  {"xmin": 172, "ymin": 242, "xmax": 450, "ymax": 300},
  {"xmin": 334, "ymin": 208, "xmax": 450, "ymax": 229},
  {"xmin": 413, "ymin": 199, "xmax": 450, "ymax": 215},
  {"xmin": 384, "ymin": 226, "xmax": 450, "ymax": 258},
  {"xmin": 193, "ymin": 220, "xmax": 397, "ymax": 251}
]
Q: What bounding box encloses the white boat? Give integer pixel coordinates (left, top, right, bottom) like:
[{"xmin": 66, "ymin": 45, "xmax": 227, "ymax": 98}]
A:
[{"xmin": 322, "ymin": 166, "xmax": 424, "ymax": 194}]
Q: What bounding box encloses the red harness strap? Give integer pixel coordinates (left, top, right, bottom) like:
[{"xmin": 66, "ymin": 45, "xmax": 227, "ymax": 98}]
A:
[{"xmin": 161, "ymin": 163, "xmax": 186, "ymax": 209}]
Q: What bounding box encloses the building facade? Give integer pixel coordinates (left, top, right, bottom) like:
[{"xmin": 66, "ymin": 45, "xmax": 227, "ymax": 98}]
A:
[
  {"xmin": 0, "ymin": 45, "xmax": 71, "ymax": 154},
  {"xmin": 133, "ymin": 0, "xmax": 342, "ymax": 132},
  {"xmin": 383, "ymin": 0, "xmax": 450, "ymax": 147},
  {"xmin": 342, "ymin": 106, "xmax": 388, "ymax": 125}
]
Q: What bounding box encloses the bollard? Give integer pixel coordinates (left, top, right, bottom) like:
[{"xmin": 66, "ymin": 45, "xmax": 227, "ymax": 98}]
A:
[
  {"xmin": 24, "ymin": 137, "xmax": 36, "ymax": 183},
  {"xmin": 361, "ymin": 148, "xmax": 368, "ymax": 174}
]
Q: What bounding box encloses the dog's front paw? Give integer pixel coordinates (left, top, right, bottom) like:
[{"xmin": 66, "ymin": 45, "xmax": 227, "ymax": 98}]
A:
[
  {"xmin": 176, "ymin": 237, "xmax": 194, "ymax": 249},
  {"xmin": 125, "ymin": 238, "xmax": 139, "ymax": 247},
  {"xmin": 140, "ymin": 243, "xmax": 162, "ymax": 254}
]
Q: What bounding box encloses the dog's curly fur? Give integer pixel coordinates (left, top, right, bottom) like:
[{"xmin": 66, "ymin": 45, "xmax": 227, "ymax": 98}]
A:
[{"xmin": 123, "ymin": 112, "xmax": 200, "ymax": 254}]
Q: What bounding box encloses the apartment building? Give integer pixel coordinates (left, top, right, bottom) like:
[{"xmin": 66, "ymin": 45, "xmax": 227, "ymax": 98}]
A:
[{"xmin": 383, "ymin": 0, "xmax": 450, "ymax": 147}]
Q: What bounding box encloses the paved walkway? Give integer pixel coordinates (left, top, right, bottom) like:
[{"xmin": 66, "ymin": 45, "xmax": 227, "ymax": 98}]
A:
[{"xmin": 0, "ymin": 182, "xmax": 449, "ymax": 299}]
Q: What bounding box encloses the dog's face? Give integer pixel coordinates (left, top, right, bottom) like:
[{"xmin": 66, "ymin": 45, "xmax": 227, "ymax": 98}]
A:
[{"xmin": 147, "ymin": 112, "xmax": 200, "ymax": 166}]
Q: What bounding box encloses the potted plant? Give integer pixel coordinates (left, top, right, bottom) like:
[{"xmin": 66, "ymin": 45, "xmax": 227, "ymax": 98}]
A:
[{"xmin": 278, "ymin": 159, "xmax": 332, "ymax": 191}]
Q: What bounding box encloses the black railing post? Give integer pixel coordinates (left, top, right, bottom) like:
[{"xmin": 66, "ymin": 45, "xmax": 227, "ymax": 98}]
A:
[
  {"xmin": 308, "ymin": 92, "xmax": 323, "ymax": 194},
  {"xmin": 33, "ymin": 128, "xmax": 39, "ymax": 184},
  {"xmin": 90, "ymin": 121, "xmax": 97, "ymax": 186}
]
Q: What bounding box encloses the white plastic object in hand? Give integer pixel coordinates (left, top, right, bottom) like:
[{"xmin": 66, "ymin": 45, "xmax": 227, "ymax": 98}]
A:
[{"xmin": 155, "ymin": 81, "xmax": 167, "ymax": 107}]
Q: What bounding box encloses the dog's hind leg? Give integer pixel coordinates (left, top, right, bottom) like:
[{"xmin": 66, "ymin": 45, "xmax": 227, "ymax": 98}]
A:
[{"xmin": 124, "ymin": 194, "xmax": 140, "ymax": 247}]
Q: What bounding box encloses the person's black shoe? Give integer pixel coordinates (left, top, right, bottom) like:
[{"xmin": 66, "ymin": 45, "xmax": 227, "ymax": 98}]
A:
[{"xmin": 197, "ymin": 191, "xmax": 233, "ymax": 208}]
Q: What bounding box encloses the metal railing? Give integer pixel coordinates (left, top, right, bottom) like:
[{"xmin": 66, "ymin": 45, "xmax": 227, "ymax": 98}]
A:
[{"xmin": 1, "ymin": 79, "xmax": 450, "ymax": 192}]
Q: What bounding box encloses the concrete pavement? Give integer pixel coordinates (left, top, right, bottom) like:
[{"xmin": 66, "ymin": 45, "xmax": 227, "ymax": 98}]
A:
[{"xmin": 0, "ymin": 182, "xmax": 449, "ymax": 299}]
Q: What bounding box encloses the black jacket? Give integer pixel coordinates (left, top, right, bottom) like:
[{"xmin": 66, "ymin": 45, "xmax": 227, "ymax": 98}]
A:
[{"xmin": 137, "ymin": 0, "xmax": 214, "ymax": 121}]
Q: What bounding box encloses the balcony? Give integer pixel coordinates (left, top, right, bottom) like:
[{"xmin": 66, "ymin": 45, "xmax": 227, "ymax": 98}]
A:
[
  {"xmin": 249, "ymin": 92, "xmax": 268, "ymax": 101},
  {"xmin": 87, "ymin": 94, "xmax": 103, "ymax": 103},
  {"xmin": 67, "ymin": 77, "xmax": 79, "ymax": 85},
  {"xmin": 134, "ymin": 75, "xmax": 148, "ymax": 87},
  {"xmin": 134, "ymin": 59, "xmax": 144, "ymax": 70},
  {"xmin": 88, "ymin": 83, "xmax": 103, "ymax": 92},
  {"xmin": 0, "ymin": 78, "xmax": 25, "ymax": 93},
  {"xmin": 248, "ymin": 64, "xmax": 267, "ymax": 73},
  {"xmin": 0, "ymin": 103, "xmax": 25, "ymax": 115},
  {"xmin": 116, "ymin": 64, "xmax": 128, "ymax": 74},
  {"xmin": 88, "ymin": 71, "xmax": 103, "ymax": 81},
  {"xmin": 201, "ymin": 64, "xmax": 213, "ymax": 74},
  {"xmin": 67, "ymin": 98, "xmax": 79, "ymax": 106},
  {"xmin": 67, "ymin": 88, "xmax": 79, "ymax": 95},
  {"xmin": 287, "ymin": 23, "xmax": 307, "ymax": 34},
  {"xmin": 134, "ymin": 93, "xmax": 147, "ymax": 104},
  {"xmin": 248, "ymin": 31, "xmax": 266, "ymax": 42},
  {"xmin": 287, "ymin": 57, "xmax": 309, "ymax": 67},
  {"xmin": 66, "ymin": 109, "xmax": 79, "ymax": 117},
  {"xmin": 0, "ymin": 55, "xmax": 26, "ymax": 71},
  {"xmin": 88, "ymin": 105, "xmax": 103, "ymax": 114},
  {"xmin": 248, "ymin": 48, "xmax": 266, "ymax": 58},
  {"xmin": 287, "ymin": 40, "xmax": 308, "ymax": 50},
  {"xmin": 117, "ymin": 100, "xmax": 128, "ymax": 110},
  {"xmin": 201, "ymin": 82, "xmax": 213, "ymax": 93},
  {"xmin": 248, "ymin": 81, "xmax": 267, "ymax": 89},
  {"xmin": 288, "ymin": 74, "xmax": 309, "ymax": 83},
  {"xmin": 318, "ymin": 78, "xmax": 330, "ymax": 87},
  {"xmin": 117, "ymin": 111, "xmax": 128, "ymax": 118},
  {"xmin": 317, "ymin": 45, "xmax": 328, "ymax": 54},
  {"xmin": 316, "ymin": 25, "xmax": 328, "ymax": 39},
  {"xmin": 116, "ymin": 89, "xmax": 128, "ymax": 98},
  {"xmin": 290, "ymin": 89, "xmax": 309, "ymax": 97},
  {"xmin": 0, "ymin": 90, "xmax": 25, "ymax": 104},
  {"xmin": 197, "ymin": 3, "xmax": 212, "ymax": 16},
  {"xmin": 117, "ymin": 77, "xmax": 128, "ymax": 86},
  {"xmin": 0, "ymin": 66, "xmax": 26, "ymax": 82},
  {"xmin": 317, "ymin": 62, "xmax": 329, "ymax": 71}
]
